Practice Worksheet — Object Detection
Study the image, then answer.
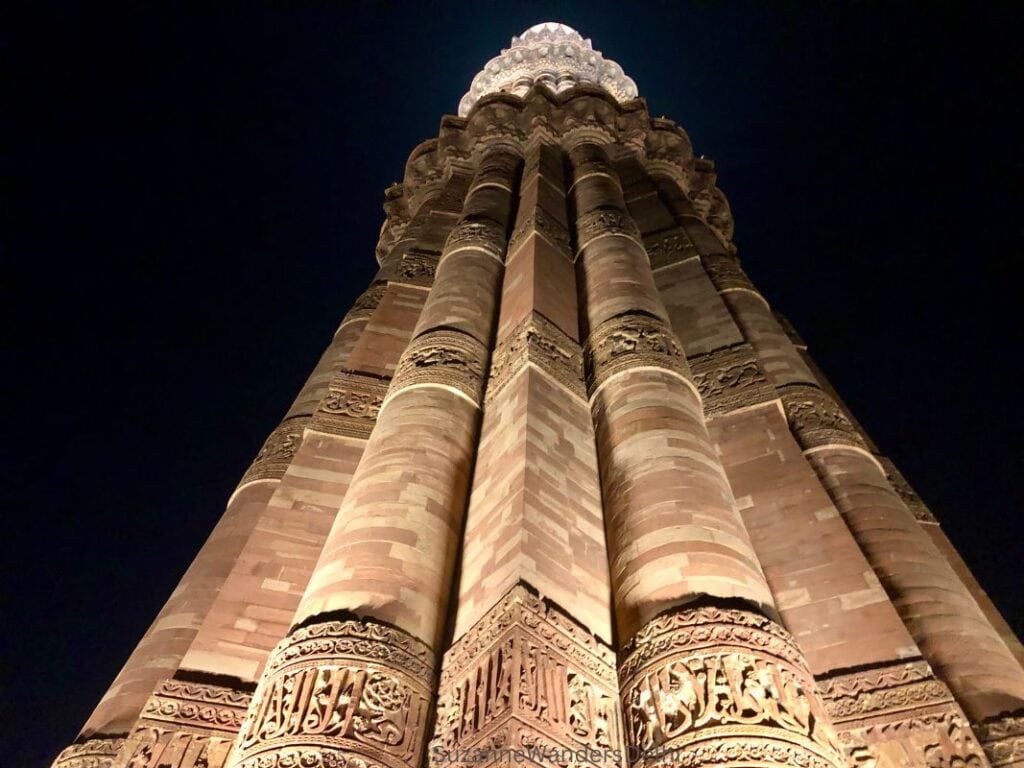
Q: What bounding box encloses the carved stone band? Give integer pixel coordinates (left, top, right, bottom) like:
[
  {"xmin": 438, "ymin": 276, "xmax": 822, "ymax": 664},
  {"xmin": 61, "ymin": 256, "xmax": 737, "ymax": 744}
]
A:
[
  {"xmin": 619, "ymin": 605, "xmax": 846, "ymax": 768},
  {"xmin": 574, "ymin": 208, "xmax": 643, "ymax": 253},
  {"xmin": 230, "ymin": 619, "xmax": 435, "ymax": 768},
  {"xmin": 488, "ymin": 312, "xmax": 585, "ymax": 402},
  {"xmin": 51, "ymin": 738, "xmax": 125, "ymax": 768},
  {"xmin": 645, "ymin": 229, "xmax": 700, "ymax": 271},
  {"xmin": 507, "ymin": 206, "xmax": 571, "ymax": 257},
  {"xmin": 469, "ymin": 151, "xmax": 523, "ymax": 193},
  {"xmin": 239, "ymin": 416, "xmax": 310, "ymax": 487},
  {"xmin": 390, "ymin": 250, "xmax": 438, "ymax": 287},
  {"xmin": 389, "ymin": 330, "xmax": 489, "ymax": 406},
  {"xmin": 140, "ymin": 678, "xmax": 252, "ymax": 735},
  {"xmin": 702, "ymin": 252, "xmax": 758, "ymax": 294},
  {"xmin": 312, "ymin": 373, "xmax": 388, "ymax": 440},
  {"xmin": 818, "ymin": 661, "xmax": 989, "ymax": 768},
  {"xmin": 976, "ymin": 712, "xmax": 1024, "ymax": 767},
  {"xmin": 585, "ymin": 313, "xmax": 690, "ymax": 396},
  {"xmin": 780, "ymin": 384, "xmax": 868, "ymax": 451},
  {"xmin": 343, "ymin": 283, "xmax": 387, "ymax": 326},
  {"xmin": 442, "ymin": 220, "xmax": 507, "ymax": 263},
  {"xmin": 690, "ymin": 344, "xmax": 776, "ymax": 418},
  {"xmin": 431, "ymin": 584, "xmax": 622, "ymax": 764}
]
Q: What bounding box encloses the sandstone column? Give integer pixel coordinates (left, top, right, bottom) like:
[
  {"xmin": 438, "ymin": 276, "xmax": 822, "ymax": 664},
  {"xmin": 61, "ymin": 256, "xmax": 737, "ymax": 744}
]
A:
[
  {"xmin": 431, "ymin": 142, "xmax": 623, "ymax": 763},
  {"xmin": 569, "ymin": 140, "xmax": 845, "ymax": 768},
  {"xmin": 226, "ymin": 146, "xmax": 521, "ymax": 768}
]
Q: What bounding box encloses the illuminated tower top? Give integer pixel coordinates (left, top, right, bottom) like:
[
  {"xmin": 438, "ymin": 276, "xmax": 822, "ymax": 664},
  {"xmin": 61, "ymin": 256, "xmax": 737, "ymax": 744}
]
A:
[{"xmin": 458, "ymin": 22, "xmax": 638, "ymax": 116}]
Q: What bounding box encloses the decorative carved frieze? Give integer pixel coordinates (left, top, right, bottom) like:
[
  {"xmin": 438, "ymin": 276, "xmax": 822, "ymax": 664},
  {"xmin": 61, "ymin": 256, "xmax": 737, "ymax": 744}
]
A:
[
  {"xmin": 507, "ymin": 206, "xmax": 571, "ymax": 256},
  {"xmin": 52, "ymin": 738, "xmax": 125, "ymax": 768},
  {"xmin": 389, "ymin": 330, "xmax": 489, "ymax": 405},
  {"xmin": 431, "ymin": 585, "xmax": 622, "ymax": 766},
  {"xmin": 140, "ymin": 679, "xmax": 252, "ymax": 734},
  {"xmin": 645, "ymin": 229, "xmax": 699, "ymax": 271},
  {"xmin": 116, "ymin": 726, "xmax": 235, "ymax": 768},
  {"xmin": 344, "ymin": 283, "xmax": 387, "ymax": 325},
  {"xmin": 702, "ymin": 252, "xmax": 757, "ymax": 293},
  {"xmin": 817, "ymin": 660, "xmax": 988, "ymax": 768},
  {"xmin": 877, "ymin": 456, "xmax": 938, "ymax": 524},
  {"xmin": 689, "ymin": 344, "xmax": 775, "ymax": 417},
  {"xmin": 585, "ymin": 313, "xmax": 690, "ymax": 395},
  {"xmin": 488, "ymin": 313, "xmax": 585, "ymax": 401},
  {"xmin": 239, "ymin": 416, "xmax": 310, "ymax": 486},
  {"xmin": 619, "ymin": 605, "xmax": 846, "ymax": 768},
  {"xmin": 976, "ymin": 712, "xmax": 1024, "ymax": 767},
  {"xmin": 392, "ymin": 250, "xmax": 437, "ymax": 287},
  {"xmin": 575, "ymin": 208, "xmax": 642, "ymax": 252},
  {"xmin": 442, "ymin": 220, "xmax": 507, "ymax": 262},
  {"xmin": 111, "ymin": 680, "xmax": 252, "ymax": 768},
  {"xmin": 312, "ymin": 373, "xmax": 389, "ymax": 439},
  {"xmin": 230, "ymin": 619, "xmax": 435, "ymax": 768},
  {"xmin": 780, "ymin": 384, "xmax": 868, "ymax": 451}
]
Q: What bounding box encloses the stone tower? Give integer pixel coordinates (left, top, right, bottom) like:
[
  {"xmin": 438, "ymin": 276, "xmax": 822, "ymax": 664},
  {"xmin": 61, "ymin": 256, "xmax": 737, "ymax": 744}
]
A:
[{"xmin": 53, "ymin": 22, "xmax": 1024, "ymax": 768}]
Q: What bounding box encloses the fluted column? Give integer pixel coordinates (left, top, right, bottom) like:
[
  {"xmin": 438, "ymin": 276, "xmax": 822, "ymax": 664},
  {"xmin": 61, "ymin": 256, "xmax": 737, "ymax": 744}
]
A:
[
  {"xmin": 431, "ymin": 142, "xmax": 622, "ymax": 764},
  {"xmin": 226, "ymin": 146, "xmax": 521, "ymax": 768},
  {"xmin": 569, "ymin": 141, "xmax": 845, "ymax": 768},
  {"xmin": 782, "ymin": 387, "xmax": 1024, "ymax": 723}
]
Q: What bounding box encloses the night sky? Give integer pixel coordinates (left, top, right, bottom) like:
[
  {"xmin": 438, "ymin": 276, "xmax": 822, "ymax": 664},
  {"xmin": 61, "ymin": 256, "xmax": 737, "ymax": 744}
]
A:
[{"xmin": 7, "ymin": 2, "xmax": 1024, "ymax": 764}]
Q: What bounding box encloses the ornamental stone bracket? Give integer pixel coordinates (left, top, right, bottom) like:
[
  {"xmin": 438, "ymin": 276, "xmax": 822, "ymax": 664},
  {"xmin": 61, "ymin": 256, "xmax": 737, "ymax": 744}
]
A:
[
  {"xmin": 779, "ymin": 384, "xmax": 869, "ymax": 452},
  {"xmin": 228, "ymin": 619, "xmax": 436, "ymax": 768},
  {"xmin": 487, "ymin": 312, "xmax": 585, "ymax": 402},
  {"xmin": 311, "ymin": 372, "xmax": 389, "ymax": 440},
  {"xmin": 975, "ymin": 712, "xmax": 1024, "ymax": 768},
  {"xmin": 389, "ymin": 330, "xmax": 489, "ymax": 406},
  {"xmin": 817, "ymin": 660, "xmax": 991, "ymax": 768},
  {"xmin": 112, "ymin": 680, "xmax": 252, "ymax": 768},
  {"xmin": 585, "ymin": 313, "xmax": 691, "ymax": 396},
  {"xmin": 618, "ymin": 605, "xmax": 847, "ymax": 768},
  {"xmin": 430, "ymin": 584, "xmax": 623, "ymax": 767},
  {"xmin": 239, "ymin": 416, "xmax": 311, "ymax": 487},
  {"xmin": 689, "ymin": 343, "xmax": 776, "ymax": 419},
  {"xmin": 52, "ymin": 738, "xmax": 126, "ymax": 768}
]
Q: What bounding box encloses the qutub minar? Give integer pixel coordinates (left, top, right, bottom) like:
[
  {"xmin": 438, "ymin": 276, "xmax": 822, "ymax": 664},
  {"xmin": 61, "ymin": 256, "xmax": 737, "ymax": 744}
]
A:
[{"xmin": 53, "ymin": 22, "xmax": 1023, "ymax": 768}]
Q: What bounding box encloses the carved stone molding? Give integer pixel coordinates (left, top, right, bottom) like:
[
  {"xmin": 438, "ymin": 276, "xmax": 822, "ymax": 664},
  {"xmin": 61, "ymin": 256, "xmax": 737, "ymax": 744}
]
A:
[
  {"xmin": 229, "ymin": 619, "xmax": 435, "ymax": 768},
  {"xmin": 618, "ymin": 605, "xmax": 846, "ymax": 768},
  {"xmin": 585, "ymin": 313, "xmax": 690, "ymax": 395},
  {"xmin": 817, "ymin": 661, "xmax": 989, "ymax": 768},
  {"xmin": 344, "ymin": 283, "xmax": 387, "ymax": 325},
  {"xmin": 239, "ymin": 416, "xmax": 310, "ymax": 486},
  {"xmin": 488, "ymin": 313, "xmax": 585, "ymax": 401},
  {"xmin": 311, "ymin": 373, "xmax": 389, "ymax": 439},
  {"xmin": 507, "ymin": 205, "xmax": 571, "ymax": 257},
  {"xmin": 115, "ymin": 726, "xmax": 236, "ymax": 768},
  {"xmin": 390, "ymin": 330, "xmax": 489, "ymax": 405},
  {"xmin": 430, "ymin": 584, "xmax": 622, "ymax": 765},
  {"xmin": 392, "ymin": 250, "xmax": 437, "ymax": 287},
  {"xmin": 976, "ymin": 712, "xmax": 1024, "ymax": 767},
  {"xmin": 141, "ymin": 679, "xmax": 252, "ymax": 734},
  {"xmin": 52, "ymin": 738, "xmax": 125, "ymax": 768},
  {"xmin": 702, "ymin": 252, "xmax": 758, "ymax": 294},
  {"xmin": 442, "ymin": 219, "xmax": 507, "ymax": 262},
  {"xmin": 645, "ymin": 228, "xmax": 699, "ymax": 271},
  {"xmin": 780, "ymin": 384, "xmax": 868, "ymax": 451},
  {"xmin": 877, "ymin": 456, "xmax": 939, "ymax": 524},
  {"xmin": 575, "ymin": 208, "xmax": 642, "ymax": 252},
  {"xmin": 690, "ymin": 344, "xmax": 776, "ymax": 417}
]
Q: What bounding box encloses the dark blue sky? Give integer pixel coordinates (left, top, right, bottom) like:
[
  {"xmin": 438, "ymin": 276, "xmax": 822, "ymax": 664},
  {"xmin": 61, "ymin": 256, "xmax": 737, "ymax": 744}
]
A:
[{"xmin": 7, "ymin": 2, "xmax": 1023, "ymax": 763}]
